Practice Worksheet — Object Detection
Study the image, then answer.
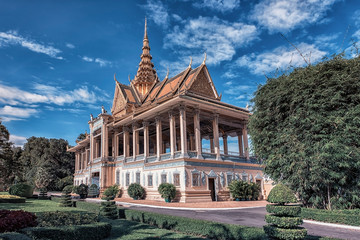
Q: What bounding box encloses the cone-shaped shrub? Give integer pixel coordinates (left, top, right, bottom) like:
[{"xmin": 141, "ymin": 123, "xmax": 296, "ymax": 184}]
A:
[
  {"xmin": 59, "ymin": 185, "xmax": 73, "ymax": 207},
  {"xmin": 100, "ymin": 185, "xmax": 120, "ymax": 219},
  {"xmin": 264, "ymin": 184, "xmax": 307, "ymax": 240}
]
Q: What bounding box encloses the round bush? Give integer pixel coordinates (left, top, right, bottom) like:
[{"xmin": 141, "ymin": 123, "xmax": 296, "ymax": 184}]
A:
[
  {"xmin": 62, "ymin": 185, "xmax": 74, "ymax": 194},
  {"xmin": 8, "ymin": 184, "xmax": 34, "ymax": 198},
  {"xmin": 158, "ymin": 183, "xmax": 176, "ymax": 201},
  {"xmin": 263, "ymin": 225, "xmax": 307, "ymax": 240},
  {"xmin": 265, "ymin": 215, "xmax": 303, "ymax": 228},
  {"xmin": 127, "ymin": 183, "xmax": 145, "ymax": 200},
  {"xmin": 228, "ymin": 180, "xmax": 248, "ymax": 200},
  {"xmin": 74, "ymin": 184, "xmax": 88, "ymax": 199},
  {"xmin": 267, "ymin": 184, "xmax": 297, "ymax": 205},
  {"xmin": 266, "ymin": 204, "xmax": 301, "ymax": 217}
]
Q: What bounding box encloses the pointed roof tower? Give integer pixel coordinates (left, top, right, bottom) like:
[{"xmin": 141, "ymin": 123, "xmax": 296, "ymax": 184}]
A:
[{"xmin": 132, "ymin": 18, "xmax": 158, "ymax": 100}]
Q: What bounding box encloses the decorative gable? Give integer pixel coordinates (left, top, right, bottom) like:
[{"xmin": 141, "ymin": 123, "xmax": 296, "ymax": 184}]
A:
[
  {"xmin": 187, "ymin": 66, "xmax": 219, "ymax": 100},
  {"xmin": 111, "ymin": 82, "xmax": 127, "ymax": 116}
]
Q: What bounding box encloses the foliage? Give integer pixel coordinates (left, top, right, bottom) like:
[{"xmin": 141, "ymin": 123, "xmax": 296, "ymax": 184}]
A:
[
  {"xmin": 55, "ymin": 176, "xmax": 74, "ymax": 191},
  {"xmin": 249, "ymin": 56, "xmax": 360, "ymax": 209},
  {"xmin": 127, "ymin": 183, "xmax": 144, "ymax": 200},
  {"xmin": 8, "ymin": 184, "xmax": 33, "ymax": 198},
  {"xmin": 34, "ymin": 166, "xmax": 52, "ymax": 191},
  {"xmin": 266, "ymin": 205, "xmax": 301, "ymax": 217},
  {"xmin": 124, "ymin": 209, "xmax": 265, "ymax": 240},
  {"xmin": 100, "ymin": 201, "xmax": 118, "ymax": 219},
  {"xmin": 0, "ymin": 194, "xmax": 26, "ymax": 203},
  {"xmin": 228, "ymin": 180, "xmax": 261, "ymax": 200},
  {"xmin": 267, "ymin": 184, "xmax": 297, "ymax": 205},
  {"xmin": 20, "ymin": 137, "xmax": 74, "ymax": 191},
  {"xmin": 301, "ymin": 208, "xmax": 360, "ymax": 226},
  {"xmin": 0, "ymin": 210, "xmax": 37, "ymax": 233},
  {"xmin": 36, "ymin": 211, "xmax": 98, "ymax": 227},
  {"xmin": 76, "ymin": 133, "xmax": 87, "ymax": 143},
  {"xmin": 88, "ymin": 184, "xmax": 99, "ymax": 198},
  {"xmin": 0, "ymin": 232, "xmax": 31, "ymax": 240},
  {"xmin": 73, "ymin": 184, "xmax": 88, "ymax": 199},
  {"xmin": 59, "ymin": 192, "xmax": 72, "ymax": 207},
  {"xmin": 20, "ymin": 222, "xmax": 111, "ymax": 240},
  {"xmin": 158, "ymin": 183, "xmax": 176, "ymax": 201},
  {"xmin": 102, "ymin": 185, "xmax": 119, "ymax": 200},
  {"xmin": 265, "ymin": 215, "xmax": 303, "ymax": 228},
  {"xmin": 263, "ymin": 225, "xmax": 307, "ymax": 240},
  {"xmin": 62, "ymin": 185, "xmax": 74, "ymax": 194},
  {"xmin": 0, "ymin": 121, "xmax": 21, "ymax": 190},
  {"xmin": 38, "ymin": 188, "xmax": 48, "ymax": 200}
]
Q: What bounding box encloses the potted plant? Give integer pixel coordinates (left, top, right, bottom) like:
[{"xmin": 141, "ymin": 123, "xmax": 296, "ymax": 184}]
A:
[
  {"xmin": 74, "ymin": 183, "xmax": 88, "ymax": 199},
  {"xmin": 127, "ymin": 183, "xmax": 145, "ymax": 200},
  {"xmin": 158, "ymin": 183, "xmax": 176, "ymax": 203}
]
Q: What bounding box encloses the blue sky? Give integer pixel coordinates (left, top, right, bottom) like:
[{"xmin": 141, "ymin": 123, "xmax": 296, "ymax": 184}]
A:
[{"xmin": 0, "ymin": 0, "xmax": 359, "ymax": 147}]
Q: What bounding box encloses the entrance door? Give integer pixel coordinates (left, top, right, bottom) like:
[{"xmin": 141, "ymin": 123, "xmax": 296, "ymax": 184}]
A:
[{"xmin": 208, "ymin": 178, "xmax": 216, "ymax": 201}]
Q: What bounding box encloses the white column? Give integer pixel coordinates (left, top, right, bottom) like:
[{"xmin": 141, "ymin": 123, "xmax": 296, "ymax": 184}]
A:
[
  {"xmin": 223, "ymin": 134, "xmax": 228, "ymax": 155},
  {"xmin": 102, "ymin": 124, "xmax": 108, "ymax": 158},
  {"xmin": 132, "ymin": 123, "xmax": 138, "ymax": 160},
  {"xmin": 114, "ymin": 130, "xmax": 119, "ymax": 157},
  {"xmin": 169, "ymin": 111, "xmax": 176, "ymax": 158},
  {"xmin": 143, "ymin": 121, "xmax": 149, "ymax": 160},
  {"xmin": 90, "ymin": 126, "xmax": 94, "ymax": 162},
  {"xmin": 194, "ymin": 109, "xmax": 203, "ymax": 159},
  {"xmin": 179, "ymin": 106, "xmax": 189, "ymax": 158},
  {"xmin": 243, "ymin": 126, "xmax": 249, "ymax": 159},
  {"xmin": 156, "ymin": 117, "xmax": 162, "ymax": 161},
  {"xmin": 237, "ymin": 132, "xmax": 243, "ymax": 157},
  {"xmin": 123, "ymin": 127, "xmax": 129, "ymax": 158},
  {"xmin": 212, "ymin": 113, "xmax": 221, "ymax": 160}
]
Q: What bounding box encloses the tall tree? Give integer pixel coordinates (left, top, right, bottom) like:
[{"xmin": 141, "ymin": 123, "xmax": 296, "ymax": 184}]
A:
[
  {"xmin": 249, "ymin": 55, "xmax": 360, "ymax": 209},
  {"xmin": 0, "ymin": 120, "xmax": 16, "ymax": 190},
  {"xmin": 20, "ymin": 137, "xmax": 74, "ymax": 191}
]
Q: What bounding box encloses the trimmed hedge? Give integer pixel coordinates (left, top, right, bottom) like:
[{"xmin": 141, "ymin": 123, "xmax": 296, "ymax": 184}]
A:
[
  {"xmin": 124, "ymin": 209, "xmax": 265, "ymax": 240},
  {"xmin": 36, "ymin": 211, "xmax": 98, "ymax": 227},
  {"xmin": 0, "ymin": 232, "xmax": 31, "ymax": 240},
  {"xmin": 301, "ymin": 208, "xmax": 360, "ymax": 226},
  {"xmin": 20, "ymin": 222, "xmax": 111, "ymax": 240},
  {"xmin": 265, "ymin": 215, "xmax": 303, "ymax": 228},
  {"xmin": 8, "ymin": 184, "xmax": 34, "ymax": 198},
  {"xmin": 266, "ymin": 204, "xmax": 301, "ymax": 217},
  {"xmin": 0, "ymin": 197, "xmax": 26, "ymax": 203},
  {"xmin": 263, "ymin": 225, "xmax": 307, "ymax": 240},
  {"xmin": 267, "ymin": 184, "xmax": 297, "ymax": 204}
]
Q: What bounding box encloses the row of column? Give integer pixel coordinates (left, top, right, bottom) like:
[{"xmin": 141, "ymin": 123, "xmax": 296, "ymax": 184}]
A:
[{"xmin": 90, "ymin": 107, "xmax": 249, "ymax": 162}]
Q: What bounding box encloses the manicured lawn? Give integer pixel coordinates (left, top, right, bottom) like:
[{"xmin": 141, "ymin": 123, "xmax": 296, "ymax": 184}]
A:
[{"xmin": 0, "ymin": 199, "xmax": 203, "ymax": 239}]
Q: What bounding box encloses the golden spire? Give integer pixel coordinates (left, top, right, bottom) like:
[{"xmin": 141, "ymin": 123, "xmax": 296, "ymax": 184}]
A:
[{"xmin": 132, "ymin": 18, "xmax": 158, "ymax": 99}]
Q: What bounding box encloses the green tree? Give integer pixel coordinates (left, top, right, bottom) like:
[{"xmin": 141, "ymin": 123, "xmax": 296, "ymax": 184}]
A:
[
  {"xmin": 249, "ymin": 55, "xmax": 360, "ymax": 209},
  {"xmin": 76, "ymin": 132, "xmax": 87, "ymax": 143},
  {"xmin": 0, "ymin": 120, "xmax": 19, "ymax": 190},
  {"xmin": 20, "ymin": 137, "xmax": 75, "ymax": 191}
]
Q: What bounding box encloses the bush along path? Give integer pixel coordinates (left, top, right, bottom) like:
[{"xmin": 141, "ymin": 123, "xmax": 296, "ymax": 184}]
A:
[{"xmin": 264, "ymin": 184, "xmax": 307, "ymax": 240}]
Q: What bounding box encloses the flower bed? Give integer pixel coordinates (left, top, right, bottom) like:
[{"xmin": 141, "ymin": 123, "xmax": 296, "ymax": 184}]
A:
[{"xmin": 0, "ymin": 195, "xmax": 26, "ymax": 203}]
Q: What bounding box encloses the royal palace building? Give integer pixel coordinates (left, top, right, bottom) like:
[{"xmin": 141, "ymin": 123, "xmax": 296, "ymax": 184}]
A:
[{"xmin": 68, "ymin": 20, "xmax": 270, "ymax": 202}]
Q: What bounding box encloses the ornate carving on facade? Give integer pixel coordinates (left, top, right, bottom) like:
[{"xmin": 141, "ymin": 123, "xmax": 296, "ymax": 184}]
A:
[{"xmin": 188, "ymin": 68, "xmax": 217, "ymax": 99}]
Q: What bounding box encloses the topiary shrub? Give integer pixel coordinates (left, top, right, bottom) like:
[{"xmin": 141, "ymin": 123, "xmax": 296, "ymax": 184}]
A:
[
  {"xmin": 158, "ymin": 183, "xmax": 176, "ymax": 202},
  {"xmin": 74, "ymin": 184, "xmax": 88, "ymax": 199},
  {"xmin": 0, "ymin": 210, "xmax": 37, "ymax": 233},
  {"xmin": 38, "ymin": 188, "xmax": 48, "ymax": 200},
  {"xmin": 101, "ymin": 185, "xmax": 119, "ymax": 201},
  {"xmin": 250, "ymin": 183, "xmax": 261, "ymax": 200},
  {"xmin": 100, "ymin": 201, "xmax": 118, "ymax": 219},
  {"xmin": 264, "ymin": 184, "xmax": 307, "ymax": 240},
  {"xmin": 127, "ymin": 183, "xmax": 144, "ymax": 200},
  {"xmin": 59, "ymin": 185, "xmax": 73, "ymax": 207},
  {"xmin": 88, "ymin": 184, "xmax": 99, "ymax": 198},
  {"xmin": 8, "ymin": 184, "xmax": 34, "ymax": 198}
]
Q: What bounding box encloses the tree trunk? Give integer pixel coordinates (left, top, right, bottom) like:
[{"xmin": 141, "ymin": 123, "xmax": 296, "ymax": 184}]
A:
[{"xmin": 327, "ymin": 184, "xmax": 331, "ymax": 210}]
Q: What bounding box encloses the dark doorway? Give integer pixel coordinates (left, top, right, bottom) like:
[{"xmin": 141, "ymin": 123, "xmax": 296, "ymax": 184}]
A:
[
  {"xmin": 209, "ymin": 178, "xmax": 216, "ymax": 201},
  {"xmin": 256, "ymin": 180, "xmax": 262, "ymax": 200}
]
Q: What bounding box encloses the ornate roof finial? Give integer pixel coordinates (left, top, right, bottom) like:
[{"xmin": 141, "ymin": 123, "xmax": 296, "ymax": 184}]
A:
[
  {"xmin": 114, "ymin": 73, "xmax": 118, "ymax": 82},
  {"xmin": 202, "ymin": 52, "xmax": 207, "ymax": 65},
  {"xmin": 128, "ymin": 75, "xmax": 131, "ymax": 83},
  {"xmin": 144, "ymin": 17, "xmax": 148, "ymax": 40},
  {"xmin": 165, "ymin": 67, "xmax": 169, "ymax": 79},
  {"xmin": 246, "ymin": 103, "xmax": 249, "ymax": 110},
  {"xmin": 188, "ymin": 56, "xmax": 192, "ymax": 68}
]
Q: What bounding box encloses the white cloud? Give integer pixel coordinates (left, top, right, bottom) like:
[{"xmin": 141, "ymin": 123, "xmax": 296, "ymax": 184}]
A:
[
  {"xmin": 9, "ymin": 135, "xmax": 27, "ymax": 147},
  {"xmin": 66, "ymin": 43, "xmax": 75, "ymax": 49},
  {"xmin": 353, "ymin": 30, "xmax": 360, "ymax": 41},
  {"xmin": 0, "ymin": 83, "xmax": 100, "ymax": 107},
  {"xmin": 193, "ymin": 0, "xmax": 240, "ymax": 13},
  {"xmin": 224, "ymin": 84, "xmax": 252, "ymax": 95},
  {"xmin": 236, "ymin": 43, "xmax": 327, "ymax": 75},
  {"xmin": 353, "ymin": 10, "xmax": 360, "ymax": 27},
  {"xmin": 141, "ymin": 0, "xmax": 169, "ymax": 28},
  {"xmin": 251, "ymin": 0, "xmax": 337, "ymax": 33},
  {"xmin": 0, "ymin": 30, "xmax": 63, "ymax": 59},
  {"xmin": 164, "ymin": 16, "xmax": 258, "ymax": 66},
  {"xmin": 81, "ymin": 56, "xmax": 111, "ymax": 67},
  {"xmin": 0, "ymin": 106, "xmax": 38, "ymax": 118}
]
